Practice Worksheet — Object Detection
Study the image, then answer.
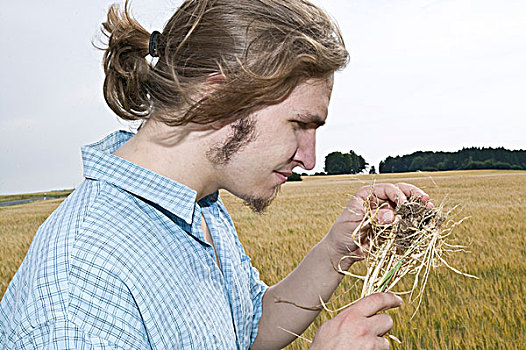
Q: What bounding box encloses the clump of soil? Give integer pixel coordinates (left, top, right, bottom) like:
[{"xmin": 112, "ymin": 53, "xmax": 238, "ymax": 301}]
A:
[
  {"xmin": 334, "ymin": 191, "xmax": 476, "ymax": 316},
  {"xmin": 392, "ymin": 197, "xmax": 445, "ymax": 254}
]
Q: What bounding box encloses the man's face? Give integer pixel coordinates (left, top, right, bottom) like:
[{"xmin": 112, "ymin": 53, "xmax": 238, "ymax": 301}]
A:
[{"xmin": 210, "ymin": 77, "xmax": 333, "ymax": 212}]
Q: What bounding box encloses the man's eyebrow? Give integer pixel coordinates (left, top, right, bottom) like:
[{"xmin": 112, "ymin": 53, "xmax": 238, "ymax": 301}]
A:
[{"xmin": 296, "ymin": 113, "xmax": 326, "ymax": 127}]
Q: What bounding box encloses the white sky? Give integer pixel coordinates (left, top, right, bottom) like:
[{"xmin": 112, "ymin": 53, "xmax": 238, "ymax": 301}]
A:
[{"xmin": 1, "ymin": 0, "xmax": 525, "ymax": 194}]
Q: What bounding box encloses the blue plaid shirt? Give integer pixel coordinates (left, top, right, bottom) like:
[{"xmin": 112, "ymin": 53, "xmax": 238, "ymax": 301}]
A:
[{"xmin": 0, "ymin": 131, "xmax": 268, "ymax": 349}]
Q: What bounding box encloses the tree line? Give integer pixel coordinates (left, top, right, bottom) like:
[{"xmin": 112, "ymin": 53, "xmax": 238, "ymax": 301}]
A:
[
  {"xmin": 379, "ymin": 147, "xmax": 526, "ymax": 173},
  {"xmin": 293, "ymin": 147, "xmax": 526, "ymax": 179}
]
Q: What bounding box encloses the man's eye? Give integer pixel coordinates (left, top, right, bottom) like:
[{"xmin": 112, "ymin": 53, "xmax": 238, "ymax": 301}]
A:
[{"xmin": 292, "ymin": 121, "xmax": 307, "ymax": 129}]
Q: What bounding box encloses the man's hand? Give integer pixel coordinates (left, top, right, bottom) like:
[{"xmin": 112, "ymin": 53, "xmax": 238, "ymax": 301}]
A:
[
  {"xmin": 310, "ymin": 293, "xmax": 402, "ymax": 350},
  {"xmin": 327, "ymin": 182, "xmax": 432, "ymax": 268},
  {"xmin": 252, "ymin": 183, "xmax": 429, "ymax": 349}
]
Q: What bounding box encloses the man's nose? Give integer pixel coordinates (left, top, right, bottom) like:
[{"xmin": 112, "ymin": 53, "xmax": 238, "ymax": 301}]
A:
[{"xmin": 293, "ymin": 132, "xmax": 316, "ymax": 170}]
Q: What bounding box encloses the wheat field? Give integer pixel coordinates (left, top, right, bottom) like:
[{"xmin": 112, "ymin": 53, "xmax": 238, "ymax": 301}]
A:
[{"xmin": 1, "ymin": 170, "xmax": 525, "ymax": 349}]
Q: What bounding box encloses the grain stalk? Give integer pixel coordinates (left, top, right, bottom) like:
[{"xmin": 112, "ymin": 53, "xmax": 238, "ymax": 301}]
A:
[{"xmin": 336, "ymin": 190, "xmax": 478, "ymax": 318}]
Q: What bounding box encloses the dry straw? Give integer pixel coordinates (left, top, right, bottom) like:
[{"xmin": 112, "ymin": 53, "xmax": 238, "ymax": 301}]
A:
[
  {"xmin": 276, "ymin": 181, "xmax": 478, "ymax": 345},
  {"xmin": 332, "ymin": 187, "xmax": 478, "ymax": 317}
]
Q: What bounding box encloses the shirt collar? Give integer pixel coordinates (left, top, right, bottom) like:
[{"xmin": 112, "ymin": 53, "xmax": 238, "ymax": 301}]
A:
[{"xmin": 82, "ymin": 130, "xmax": 218, "ymax": 225}]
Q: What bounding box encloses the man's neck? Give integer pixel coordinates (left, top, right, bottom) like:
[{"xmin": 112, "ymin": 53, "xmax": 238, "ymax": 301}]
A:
[{"xmin": 112, "ymin": 120, "xmax": 223, "ymax": 201}]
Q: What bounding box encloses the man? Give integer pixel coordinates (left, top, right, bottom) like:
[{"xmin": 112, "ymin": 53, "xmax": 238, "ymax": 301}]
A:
[{"xmin": 0, "ymin": 0, "xmax": 430, "ymax": 349}]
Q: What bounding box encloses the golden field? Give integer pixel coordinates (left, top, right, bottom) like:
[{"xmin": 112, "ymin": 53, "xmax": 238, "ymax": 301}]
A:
[{"xmin": 1, "ymin": 170, "xmax": 525, "ymax": 349}]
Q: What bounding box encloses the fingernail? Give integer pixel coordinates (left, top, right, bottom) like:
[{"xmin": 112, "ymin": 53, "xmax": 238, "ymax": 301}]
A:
[
  {"xmin": 382, "ymin": 211, "xmax": 394, "ymax": 223},
  {"xmin": 395, "ymin": 295, "xmax": 403, "ymax": 304}
]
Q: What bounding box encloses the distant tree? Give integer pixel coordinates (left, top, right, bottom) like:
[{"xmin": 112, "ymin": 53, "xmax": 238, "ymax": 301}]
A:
[
  {"xmin": 369, "ymin": 166, "xmax": 376, "ymax": 174},
  {"xmin": 379, "ymin": 147, "xmax": 526, "ymax": 173},
  {"xmin": 348, "ymin": 150, "xmax": 368, "ymax": 174},
  {"xmin": 288, "ymin": 172, "xmax": 302, "ymax": 181},
  {"xmin": 324, "ymin": 152, "xmax": 347, "ymax": 175},
  {"xmin": 409, "ymin": 156, "xmax": 425, "ymax": 172},
  {"xmin": 324, "ymin": 151, "xmax": 368, "ymax": 175}
]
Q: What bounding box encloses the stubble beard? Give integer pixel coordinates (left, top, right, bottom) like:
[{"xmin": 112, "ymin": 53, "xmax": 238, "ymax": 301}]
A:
[
  {"xmin": 242, "ymin": 184, "xmax": 281, "ymax": 214},
  {"xmin": 206, "ymin": 117, "xmax": 281, "ymax": 214}
]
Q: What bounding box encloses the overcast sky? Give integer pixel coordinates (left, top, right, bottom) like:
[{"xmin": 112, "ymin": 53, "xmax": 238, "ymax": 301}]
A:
[{"xmin": 1, "ymin": 0, "xmax": 525, "ymax": 194}]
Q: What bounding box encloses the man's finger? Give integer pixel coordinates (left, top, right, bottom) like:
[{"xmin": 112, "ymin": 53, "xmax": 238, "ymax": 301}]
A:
[
  {"xmin": 354, "ymin": 184, "xmax": 407, "ymax": 206},
  {"xmin": 369, "ymin": 184, "xmax": 407, "ymax": 206},
  {"xmin": 353, "ymin": 293, "xmax": 402, "ymax": 317},
  {"xmin": 369, "ymin": 313, "xmax": 394, "ymax": 336},
  {"xmin": 375, "ymin": 336, "xmax": 391, "ymax": 350},
  {"xmin": 395, "ymin": 182, "xmax": 430, "ymax": 202},
  {"xmin": 377, "ymin": 208, "xmax": 395, "ymax": 224},
  {"xmin": 343, "ymin": 194, "xmax": 366, "ymax": 222}
]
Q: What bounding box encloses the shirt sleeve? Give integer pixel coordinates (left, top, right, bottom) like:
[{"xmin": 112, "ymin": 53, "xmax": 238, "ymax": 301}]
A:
[
  {"xmin": 10, "ymin": 318, "xmax": 129, "ymax": 350},
  {"xmin": 3, "ymin": 249, "xmax": 152, "ymax": 349},
  {"xmin": 67, "ymin": 237, "xmax": 151, "ymax": 350}
]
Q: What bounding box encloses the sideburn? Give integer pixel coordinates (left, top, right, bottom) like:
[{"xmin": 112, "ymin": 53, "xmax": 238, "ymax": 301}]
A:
[{"xmin": 206, "ymin": 117, "xmax": 257, "ymax": 166}]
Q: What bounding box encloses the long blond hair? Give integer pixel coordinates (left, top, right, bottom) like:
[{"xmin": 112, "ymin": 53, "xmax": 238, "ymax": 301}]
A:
[{"xmin": 99, "ymin": 0, "xmax": 348, "ymax": 126}]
